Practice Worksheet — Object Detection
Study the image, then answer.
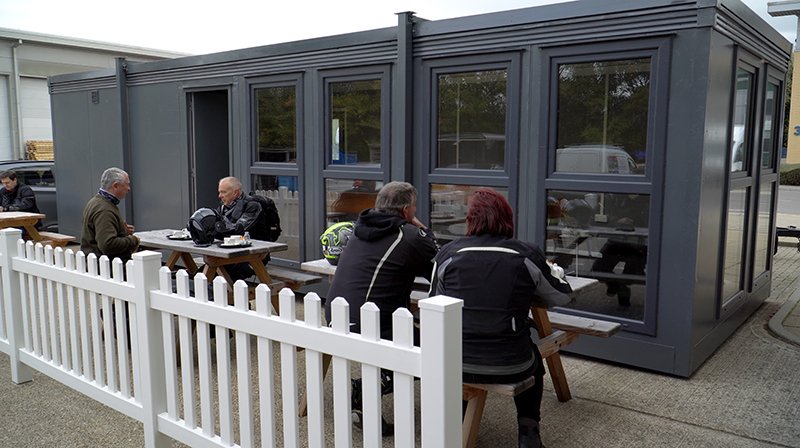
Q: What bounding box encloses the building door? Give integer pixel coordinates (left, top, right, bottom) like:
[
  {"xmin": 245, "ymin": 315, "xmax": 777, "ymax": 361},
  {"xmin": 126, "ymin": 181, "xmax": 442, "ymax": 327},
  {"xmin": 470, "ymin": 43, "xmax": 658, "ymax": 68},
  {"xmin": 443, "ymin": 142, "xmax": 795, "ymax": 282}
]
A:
[{"xmin": 187, "ymin": 90, "xmax": 230, "ymax": 211}]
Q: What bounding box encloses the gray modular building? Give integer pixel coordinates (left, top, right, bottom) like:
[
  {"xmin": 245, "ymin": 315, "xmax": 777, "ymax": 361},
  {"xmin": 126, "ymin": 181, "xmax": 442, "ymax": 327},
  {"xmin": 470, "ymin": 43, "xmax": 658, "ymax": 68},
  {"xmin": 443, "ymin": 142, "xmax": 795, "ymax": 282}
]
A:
[{"xmin": 48, "ymin": 0, "xmax": 790, "ymax": 376}]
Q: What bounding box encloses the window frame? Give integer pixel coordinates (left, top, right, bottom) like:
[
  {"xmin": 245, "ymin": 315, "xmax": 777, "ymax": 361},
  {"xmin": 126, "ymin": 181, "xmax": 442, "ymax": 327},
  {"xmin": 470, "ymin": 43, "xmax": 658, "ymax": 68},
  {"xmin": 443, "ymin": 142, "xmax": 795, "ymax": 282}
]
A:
[
  {"xmin": 321, "ymin": 66, "xmax": 391, "ymax": 177},
  {"xmin": 540, "ymin": 37, "xmax": 672, "ymax": 335}
]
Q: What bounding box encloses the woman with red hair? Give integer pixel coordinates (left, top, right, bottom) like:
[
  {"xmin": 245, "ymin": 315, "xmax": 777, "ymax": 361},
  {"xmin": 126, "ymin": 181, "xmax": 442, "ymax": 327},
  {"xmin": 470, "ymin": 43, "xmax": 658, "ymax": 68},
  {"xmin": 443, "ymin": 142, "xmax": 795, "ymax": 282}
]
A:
[{"xmin": 430, "ymin": 188, "xmax": 572, "ymax": 448}]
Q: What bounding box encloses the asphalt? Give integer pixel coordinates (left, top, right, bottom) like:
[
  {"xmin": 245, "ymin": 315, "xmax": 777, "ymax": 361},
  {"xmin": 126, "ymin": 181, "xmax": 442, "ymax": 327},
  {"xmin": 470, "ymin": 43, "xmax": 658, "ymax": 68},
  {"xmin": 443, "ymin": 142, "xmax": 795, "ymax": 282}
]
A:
[{"xmin": 2, "ymin": 228, "xmax": 800, "ymax": 447}]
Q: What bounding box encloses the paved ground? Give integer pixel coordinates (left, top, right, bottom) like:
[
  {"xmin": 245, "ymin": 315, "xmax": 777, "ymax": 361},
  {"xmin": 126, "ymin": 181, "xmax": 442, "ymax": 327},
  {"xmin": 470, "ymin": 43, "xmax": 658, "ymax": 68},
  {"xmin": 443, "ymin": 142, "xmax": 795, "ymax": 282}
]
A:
[{"xmin": 2, "ymin": 223, "xmax": 800, "ymax": 447}]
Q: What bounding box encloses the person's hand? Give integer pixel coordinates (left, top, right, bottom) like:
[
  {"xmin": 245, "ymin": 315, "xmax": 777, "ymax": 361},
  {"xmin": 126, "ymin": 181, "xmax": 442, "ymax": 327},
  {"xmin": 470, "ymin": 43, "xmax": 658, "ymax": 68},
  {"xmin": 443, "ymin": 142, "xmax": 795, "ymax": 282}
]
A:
[
  {"xmin": 410, "ymin": 216, "xmax": 427, "ymax": 229},
  {"xmin": 126, "ymin": 223, "xmax": 135, "ymax": 235}
]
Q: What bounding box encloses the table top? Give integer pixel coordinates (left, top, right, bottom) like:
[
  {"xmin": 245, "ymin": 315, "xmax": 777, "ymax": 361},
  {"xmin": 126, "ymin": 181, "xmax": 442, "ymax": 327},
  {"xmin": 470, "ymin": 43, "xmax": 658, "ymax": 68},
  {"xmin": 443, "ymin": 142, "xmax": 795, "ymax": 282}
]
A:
[
  {"xmin": 135, "ymin": 229, "xmax": 288, "ymax": 259},
  {"xmin": 301, "ymin": 257, "xmax": 598, "ymax": 294},
  {"xmin": 0, "ymin": 211, "xmax": 45, "ymax": 224}
]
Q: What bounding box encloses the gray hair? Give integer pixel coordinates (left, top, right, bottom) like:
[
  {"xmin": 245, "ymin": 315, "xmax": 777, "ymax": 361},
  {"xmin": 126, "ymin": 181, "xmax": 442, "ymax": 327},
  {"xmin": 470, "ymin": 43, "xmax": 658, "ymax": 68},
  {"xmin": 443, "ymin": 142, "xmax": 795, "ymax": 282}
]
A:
[
  {"xmin": 219, "ymin": 176, "xmax": 242, "ymax": 191},
  {"xmin": 375, "ymin": 181, "xmax": 417, "ymax": 216},
  {"xmin": 100, "ymin": 167, "xmax": 128, "ymax": 190}
]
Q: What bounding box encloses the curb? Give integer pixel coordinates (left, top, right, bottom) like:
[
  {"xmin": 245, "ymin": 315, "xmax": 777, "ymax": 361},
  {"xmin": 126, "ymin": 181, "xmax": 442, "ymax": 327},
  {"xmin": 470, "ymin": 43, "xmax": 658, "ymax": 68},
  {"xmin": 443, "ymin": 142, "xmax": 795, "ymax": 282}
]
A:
[{"xmin": 768, "ymin": 284, "xmax": 800, "ymax": 346}]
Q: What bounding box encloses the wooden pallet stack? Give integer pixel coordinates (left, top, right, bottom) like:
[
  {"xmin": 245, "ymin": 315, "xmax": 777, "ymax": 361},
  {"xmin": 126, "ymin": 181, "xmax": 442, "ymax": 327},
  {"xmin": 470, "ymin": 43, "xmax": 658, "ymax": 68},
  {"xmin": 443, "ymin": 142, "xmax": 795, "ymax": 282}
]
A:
[{"xmin": 25, "ymin": 140, "xmax": 54, "ymax": 160}]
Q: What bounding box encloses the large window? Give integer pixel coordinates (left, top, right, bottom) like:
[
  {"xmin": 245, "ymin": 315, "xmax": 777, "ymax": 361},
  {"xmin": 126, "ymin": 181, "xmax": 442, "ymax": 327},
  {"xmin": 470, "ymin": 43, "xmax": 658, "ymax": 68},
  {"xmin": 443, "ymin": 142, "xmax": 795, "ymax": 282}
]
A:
[
  {"xmin": 543, "ymin": 40, "xmax": 668, "ymax": 332},
  {"xmin": 555, "ymin": 58, "xmax": 650, "ymax": 174},
  {"xmin": 423, "ymin": 56, "xmax": 519, "ymax": 242},
  {"xmin": 322, "ymin": 67, "xmax": 389, "ymax": 240},
  {"xmin": 436, "ymin": 70, "xmax": 507, "ymax": 170},
  {"xmin": 249, "ymin": 75, "xmax": 303, "ymax": 262}
]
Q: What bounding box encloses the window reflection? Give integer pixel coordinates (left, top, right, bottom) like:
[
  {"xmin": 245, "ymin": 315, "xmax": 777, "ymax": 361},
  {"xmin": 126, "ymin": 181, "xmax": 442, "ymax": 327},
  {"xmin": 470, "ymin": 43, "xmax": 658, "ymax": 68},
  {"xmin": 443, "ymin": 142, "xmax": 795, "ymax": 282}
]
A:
[
  {"xmin": 429, "ymin": 184, "xmax": 509, "ymax": 241},
  {"xmin": 761, "ymin": 83, "xmax": 779, "ymax": 169},
  {"xmin": 731, "ymin": 69, "xmax": 753, "ymax": 173},
  {"xmin": 555, "ymin": 58, "xmax": 650, "ymax": 174},
  {"xmin": 722, "ymin": 188, "xmax": 748, "ymax": 301},
  {"xmin": 252, "ymin": 175, "xmax": 300, "ymax": 261},
  {"xmin": 546, "ymin": 190, "xmax": 650, "ymax": 321},
  {"xmin": 256, "ymin": 86, "xmax": 297, "ymax": 163},
  {"xmin": 437, "ymin": 70, "xmax": 507, "ymax": 170},
  {"xmin": 753, "ymin": 182, "xmax": 773, "ymax": 278},
  {"xmin": 325, "ymin": 178, "xmax": 383, "ymax": 227},
  {"xmin": 329, "ymin": 79, "xmax": 382, "ymax": 167}
]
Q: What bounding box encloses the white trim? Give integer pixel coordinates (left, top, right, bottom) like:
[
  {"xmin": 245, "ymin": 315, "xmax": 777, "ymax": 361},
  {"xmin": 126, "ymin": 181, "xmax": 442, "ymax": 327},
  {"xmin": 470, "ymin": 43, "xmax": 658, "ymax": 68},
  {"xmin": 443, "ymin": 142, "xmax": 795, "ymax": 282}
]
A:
[
  {"xmin": 365, "ymin": 228, "xmax": 404, "ymax": 301},
  {"xmin": 456, "ymin": 246, "xmax": 519, "ymax": 254}
]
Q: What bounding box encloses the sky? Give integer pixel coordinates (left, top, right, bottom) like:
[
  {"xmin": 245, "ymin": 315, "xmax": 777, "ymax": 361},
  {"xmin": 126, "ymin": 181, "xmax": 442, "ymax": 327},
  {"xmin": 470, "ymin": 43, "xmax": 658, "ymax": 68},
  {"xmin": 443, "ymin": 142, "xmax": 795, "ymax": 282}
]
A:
[{"xmin": 0, "ymin": 0, "xmax": 796, "ymax": 55}]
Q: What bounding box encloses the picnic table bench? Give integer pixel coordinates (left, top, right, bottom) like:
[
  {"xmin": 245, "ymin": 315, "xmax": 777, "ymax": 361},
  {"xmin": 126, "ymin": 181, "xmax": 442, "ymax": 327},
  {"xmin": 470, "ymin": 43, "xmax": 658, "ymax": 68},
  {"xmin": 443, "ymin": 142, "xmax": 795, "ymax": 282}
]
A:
[{"xmin": 300, "ymin": 257, "xmax": 621, "ymax": 441}]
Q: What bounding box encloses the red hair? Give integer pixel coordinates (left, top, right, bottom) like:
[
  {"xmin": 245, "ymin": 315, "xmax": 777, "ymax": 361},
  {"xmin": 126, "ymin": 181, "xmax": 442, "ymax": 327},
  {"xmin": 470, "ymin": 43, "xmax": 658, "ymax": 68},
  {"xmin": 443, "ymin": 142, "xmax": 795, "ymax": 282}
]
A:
[{"xmin": 465, "ymin": 188, "xmax": 514, "ymax": 237}]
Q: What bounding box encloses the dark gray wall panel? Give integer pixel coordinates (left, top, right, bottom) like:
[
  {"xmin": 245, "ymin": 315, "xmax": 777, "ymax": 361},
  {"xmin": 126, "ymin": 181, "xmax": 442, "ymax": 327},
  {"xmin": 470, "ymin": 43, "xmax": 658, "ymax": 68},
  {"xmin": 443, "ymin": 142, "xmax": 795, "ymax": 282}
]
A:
[
  {"xmin": 51, "ymin": 88, "xmax": 123, "ymax": 238},
  {"xmin": 127, "ymin": 82, "xmax": 188, "ymax": 231}
]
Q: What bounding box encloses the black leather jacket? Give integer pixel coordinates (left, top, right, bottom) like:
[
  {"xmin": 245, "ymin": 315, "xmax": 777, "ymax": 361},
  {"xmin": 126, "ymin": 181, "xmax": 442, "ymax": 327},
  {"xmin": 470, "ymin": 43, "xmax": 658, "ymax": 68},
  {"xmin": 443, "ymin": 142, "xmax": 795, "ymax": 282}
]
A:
[
  {"xmin": 214, "ymin": 194, "xmax": 264, "ymax": 239},
  {"xmin": 430, "ymin": 234, "xmax": 572, "ymax": 375},
  {"xmin": 326, "ymin": 208, "xmax": 439, "ymax": 336}
]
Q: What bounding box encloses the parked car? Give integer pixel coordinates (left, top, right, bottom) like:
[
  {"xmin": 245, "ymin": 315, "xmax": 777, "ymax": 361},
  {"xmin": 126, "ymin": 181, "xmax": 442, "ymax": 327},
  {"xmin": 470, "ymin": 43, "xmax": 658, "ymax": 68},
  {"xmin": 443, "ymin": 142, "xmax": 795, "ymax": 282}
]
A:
[{"xmin": 0, "ymin": 160, "xmax": 58, "ymax": 231}]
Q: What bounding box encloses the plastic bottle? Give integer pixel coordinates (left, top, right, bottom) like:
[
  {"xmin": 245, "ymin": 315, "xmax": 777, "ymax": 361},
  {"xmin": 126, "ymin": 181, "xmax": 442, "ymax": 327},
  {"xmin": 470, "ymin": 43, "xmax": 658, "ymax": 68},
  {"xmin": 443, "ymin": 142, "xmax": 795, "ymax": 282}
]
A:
[{"xmin": 244, "ymin": 231, "xmax": 250, "ymax": 243}]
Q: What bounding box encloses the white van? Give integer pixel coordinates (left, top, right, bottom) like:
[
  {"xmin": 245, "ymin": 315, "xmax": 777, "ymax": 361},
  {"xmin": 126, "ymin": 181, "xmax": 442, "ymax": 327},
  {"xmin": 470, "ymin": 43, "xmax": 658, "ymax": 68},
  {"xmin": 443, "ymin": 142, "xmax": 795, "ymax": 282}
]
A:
[{"xmin": 556, "ymin": 145, "xmax": 639, "ymax": 174}]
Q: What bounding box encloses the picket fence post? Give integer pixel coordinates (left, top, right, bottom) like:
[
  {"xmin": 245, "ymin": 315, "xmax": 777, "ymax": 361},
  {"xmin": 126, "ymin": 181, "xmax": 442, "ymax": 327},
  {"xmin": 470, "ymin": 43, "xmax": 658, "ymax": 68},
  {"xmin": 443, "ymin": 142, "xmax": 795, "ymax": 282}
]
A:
[
  {"xmin": 419, "ymin": 295, "xmax": 463, "ymax": 448},
  {"xmin": 1, "ymin": 228, "xmax": 32, "ymax": 384},
  {"xmin": 130, "ymin": 250, "xmax": 170, "ymax": 448}
]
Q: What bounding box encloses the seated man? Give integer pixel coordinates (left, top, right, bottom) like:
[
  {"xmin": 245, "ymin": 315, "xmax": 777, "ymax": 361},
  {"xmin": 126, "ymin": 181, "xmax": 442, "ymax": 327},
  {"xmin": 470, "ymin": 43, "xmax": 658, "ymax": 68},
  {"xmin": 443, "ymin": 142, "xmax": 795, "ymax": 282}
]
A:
[
  {"xmin": 430, "ymin": 188, "xmax": 572, "ymax": 448},
  {"xmin": 214, "ymin": 176, "xmax": 273, "ymax": 282},
  {"xmin": 0, "ymin": 170, "xmax": 42, "ymax": 230},
  {"xmin": 325, "ymin": 181, "xmax": 439, "ymax": 435},
  {"xmin": 80, "ymin": 167, "xmax": 139, "ymax": 263}
]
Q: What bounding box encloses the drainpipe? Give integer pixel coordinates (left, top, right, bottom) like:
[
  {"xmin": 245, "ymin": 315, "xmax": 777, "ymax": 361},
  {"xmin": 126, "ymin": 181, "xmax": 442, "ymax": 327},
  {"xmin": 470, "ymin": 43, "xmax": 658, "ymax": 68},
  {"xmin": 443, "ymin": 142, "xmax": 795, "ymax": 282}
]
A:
[{"xmin": 10, "ymin": 39, "xmax": 24, "ymax": 160}]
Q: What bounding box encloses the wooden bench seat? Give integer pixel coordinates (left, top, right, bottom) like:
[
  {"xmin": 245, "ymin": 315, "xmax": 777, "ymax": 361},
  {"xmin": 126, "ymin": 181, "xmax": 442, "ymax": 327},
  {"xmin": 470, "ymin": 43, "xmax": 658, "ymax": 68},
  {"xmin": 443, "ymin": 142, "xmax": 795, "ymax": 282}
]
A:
[
  {"xmin": 268, "ymin": 266, "xmax": 322, "ymax": 291},
  {"xmin": 461, "ymin": 311, "xmax": 620, "ymax": 448},
  {"xmin": 37, "ymin": 231, "xmax": 76, "ymax": 247}
]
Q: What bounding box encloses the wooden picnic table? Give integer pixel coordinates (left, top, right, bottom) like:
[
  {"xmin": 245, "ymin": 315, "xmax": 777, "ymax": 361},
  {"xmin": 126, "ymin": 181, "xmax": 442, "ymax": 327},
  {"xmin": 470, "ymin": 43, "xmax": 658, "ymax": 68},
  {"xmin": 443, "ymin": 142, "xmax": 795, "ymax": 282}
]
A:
[
  {"xmin": 0, "ymin": 211, "xmax": 45, "ymax": 242},
  {"xmin": 135, "ymin": 229, "xmax": 288, "ymax": 288},
  {"xmin": 300, "ymin": 257, "xmax": 617, "ymax": 402}
]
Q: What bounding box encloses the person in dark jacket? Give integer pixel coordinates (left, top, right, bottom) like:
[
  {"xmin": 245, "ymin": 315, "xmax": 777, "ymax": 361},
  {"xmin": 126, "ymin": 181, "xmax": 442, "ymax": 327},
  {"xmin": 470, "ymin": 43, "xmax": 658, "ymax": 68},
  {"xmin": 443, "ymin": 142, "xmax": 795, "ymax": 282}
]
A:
[
  {"xmin": 80, "ymin": 167, "xmax": 139, "ymax": 263},
  {"xmin": 0, "ymin": 170, "xmax": 42, "ymax": 230},
  {"xmin": 214, "ymin": 176, "xmax": 270, "ymax": 281},
  {"xmin": 325, "ymin": 180, "xmax": 439, "ymax": 436},
  {"xmin": 430, "ymin": 188, "xmax": 572, "ymax": 448}
]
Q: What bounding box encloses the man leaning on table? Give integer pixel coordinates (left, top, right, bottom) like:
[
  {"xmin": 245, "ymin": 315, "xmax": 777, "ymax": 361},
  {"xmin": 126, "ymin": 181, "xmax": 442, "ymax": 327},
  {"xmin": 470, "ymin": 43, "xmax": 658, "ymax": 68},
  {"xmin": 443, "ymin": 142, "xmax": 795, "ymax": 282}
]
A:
[
  {"xmin": 0, "ymin": 170, "xmax": 42, "ymax": 228},
  {"xmin": 80, "ymin": 167, "xmax": 139, "ymax": 262},
  {"xmin": 325, "ymin": 181, "xmax": 439, "ymax": 436}
]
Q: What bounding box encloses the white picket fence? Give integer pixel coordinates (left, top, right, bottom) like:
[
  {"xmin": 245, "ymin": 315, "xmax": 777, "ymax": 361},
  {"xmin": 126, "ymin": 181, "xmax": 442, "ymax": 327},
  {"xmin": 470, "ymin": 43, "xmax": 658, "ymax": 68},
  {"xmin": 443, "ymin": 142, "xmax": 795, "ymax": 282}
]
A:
[{"xmin": 0, "ymin": 228, "xmax": 463, "ymax": 447}]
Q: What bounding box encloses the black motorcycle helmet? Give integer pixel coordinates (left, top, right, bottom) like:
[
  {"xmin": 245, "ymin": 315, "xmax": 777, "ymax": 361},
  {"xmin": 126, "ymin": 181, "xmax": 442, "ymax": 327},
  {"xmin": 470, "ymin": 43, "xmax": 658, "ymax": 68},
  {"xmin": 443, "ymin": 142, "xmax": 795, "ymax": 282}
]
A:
[{"xmin": 188, "ymin": 208, "xmax": 219, "ymax": 246}]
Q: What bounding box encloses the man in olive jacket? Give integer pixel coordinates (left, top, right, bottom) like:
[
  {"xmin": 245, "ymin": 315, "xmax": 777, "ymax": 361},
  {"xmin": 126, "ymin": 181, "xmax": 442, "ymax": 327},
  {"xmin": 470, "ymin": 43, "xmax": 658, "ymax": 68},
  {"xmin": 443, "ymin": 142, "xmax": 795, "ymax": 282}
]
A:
[{"xmin": 80, "ymin": 167, "xmax": 139, "ymax": 262}]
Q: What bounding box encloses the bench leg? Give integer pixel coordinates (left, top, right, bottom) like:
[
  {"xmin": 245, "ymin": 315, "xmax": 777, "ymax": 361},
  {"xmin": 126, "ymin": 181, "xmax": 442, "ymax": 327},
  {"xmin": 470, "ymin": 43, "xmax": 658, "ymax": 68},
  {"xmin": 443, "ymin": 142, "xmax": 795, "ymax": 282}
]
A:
[
  {"xmin": 462, "ymin": 390, "xmax": 488, "ymax": 448},
  {"xmin": 299, "ymin": 353, "xmax": 332, "ymax": 417}
]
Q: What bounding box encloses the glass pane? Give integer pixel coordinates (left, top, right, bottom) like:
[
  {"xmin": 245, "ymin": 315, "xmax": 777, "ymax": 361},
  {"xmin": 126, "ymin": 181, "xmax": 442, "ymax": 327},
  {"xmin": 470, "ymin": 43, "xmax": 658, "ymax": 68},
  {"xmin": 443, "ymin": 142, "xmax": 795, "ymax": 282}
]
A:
[
  {"xmin": 555, "ymin": 58, "xmax": 650, "ymax": 174},
  {"xmin": 252, "ymin": 175, "xmax": 300, "ymax": 261},
  {"xmin": 325, "ymin": 178, "xmax": 383, "ymax": 227},
  {"xmin": 753, "ymin": 181, "xmax": 774, "ymax": 277},
  {"xmin": 722, "ymin": 188, "xmax": 748, "ymax": 300},
  {"xmin": 430, "ymin": 184, "xmax": 509, "ymax": 242},
  {"xmin": 329, "ymin": 79, "xmax": 382, "ymax": 167},
  {"xmin": 437, "ymin": 70, "xmax": 507, "ymax": 170},
  {"xmin": 731, "ymin": 69, "xmax": 753, "ymax": 173},
  {"xmin": 256, "ymin": 86, "xmax": 297, "ymax": 163},
  {"xmin": 761, "ymin": 82, "xmax": 779, "ymax": 169},
  {"xmin": 546, "ymin": 190, "xmax": 650, "ymax": 321}
]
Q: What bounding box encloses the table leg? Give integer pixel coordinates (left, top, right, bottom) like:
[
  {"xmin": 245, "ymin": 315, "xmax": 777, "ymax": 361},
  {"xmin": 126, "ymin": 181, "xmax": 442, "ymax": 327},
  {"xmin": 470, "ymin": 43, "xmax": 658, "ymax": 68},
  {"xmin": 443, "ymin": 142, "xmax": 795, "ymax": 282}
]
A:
[
  {"xmin": 25, "ymin": 225, "xmax": 42, "ymax": 243},
  {"xmin": 165, "ymin": 252, "xmax": 182, "ymax": 270},
  {"xmin": 531, "ymin": 307, "xmax": 572, "ymax": 402}
]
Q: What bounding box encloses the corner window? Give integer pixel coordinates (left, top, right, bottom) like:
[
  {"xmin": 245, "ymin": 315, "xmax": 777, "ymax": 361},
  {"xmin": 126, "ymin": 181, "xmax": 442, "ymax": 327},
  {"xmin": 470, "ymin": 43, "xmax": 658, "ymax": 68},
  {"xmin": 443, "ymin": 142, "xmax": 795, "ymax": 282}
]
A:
[
  {"xmin": 730, "ymin": 68, "xmax": 754, "ymax": 173},
  {"xmin": 555, "ymin": 58, "xmax": 650, "ymax": 175}
]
